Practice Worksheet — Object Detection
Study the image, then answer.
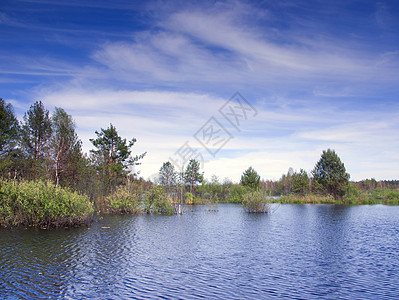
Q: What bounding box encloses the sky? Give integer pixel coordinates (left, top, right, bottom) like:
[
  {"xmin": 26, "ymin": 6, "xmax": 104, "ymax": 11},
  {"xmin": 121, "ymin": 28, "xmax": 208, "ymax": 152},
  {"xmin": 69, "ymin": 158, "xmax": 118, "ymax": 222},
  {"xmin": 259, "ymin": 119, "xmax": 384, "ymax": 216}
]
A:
[{"xmin": 1, "ymin": 0, "xmax": 399, "ymax": 182}]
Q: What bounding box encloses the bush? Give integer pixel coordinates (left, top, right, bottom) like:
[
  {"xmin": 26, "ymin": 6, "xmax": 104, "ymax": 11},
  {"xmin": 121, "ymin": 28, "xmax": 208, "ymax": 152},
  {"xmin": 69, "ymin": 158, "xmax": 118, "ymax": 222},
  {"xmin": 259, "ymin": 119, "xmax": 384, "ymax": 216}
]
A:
[
  {"xmin": 242, "ymin": 190, "xmax": 271, "ymax": 213},
  {"xmin": 226, "ymin": 184, "xmax": 249, "ymax": 203},
  {"xmin": 0, "ymin": 179, "xmax": 94, "ymax": 227},
  {"xmin": 370, "ymin": 188, "xmax": 399, "ymax": 204},
  {"xmin": 385, "ymin": 190, "xmax": 399, "ymax": 204},
  {"xmin": 105, "ymin": 185, "xmax": 140, "ymax": 214},
  {"xmin": 143, "ymin": 185, "xmax": 174, "ymax": 215},
  {"xmin": 343, "ymin": 183, "xmax": 367, "ymax": 204}
]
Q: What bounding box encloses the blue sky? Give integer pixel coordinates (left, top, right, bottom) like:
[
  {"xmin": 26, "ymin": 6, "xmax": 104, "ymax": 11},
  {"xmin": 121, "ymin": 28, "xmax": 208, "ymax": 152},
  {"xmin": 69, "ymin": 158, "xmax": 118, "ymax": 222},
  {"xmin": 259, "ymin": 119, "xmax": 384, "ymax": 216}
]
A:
[{"xmin": 1, "ymin": 0, "xmax": 399, "ymax": 182}]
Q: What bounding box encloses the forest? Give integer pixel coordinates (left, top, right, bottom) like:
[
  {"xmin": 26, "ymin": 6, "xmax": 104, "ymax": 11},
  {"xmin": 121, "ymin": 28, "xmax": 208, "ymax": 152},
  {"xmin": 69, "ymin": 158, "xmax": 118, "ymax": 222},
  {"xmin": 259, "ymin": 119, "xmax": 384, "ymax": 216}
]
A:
[{"xmin": 1, "ymin": 98, "xmax": 398, "ymax": 227}]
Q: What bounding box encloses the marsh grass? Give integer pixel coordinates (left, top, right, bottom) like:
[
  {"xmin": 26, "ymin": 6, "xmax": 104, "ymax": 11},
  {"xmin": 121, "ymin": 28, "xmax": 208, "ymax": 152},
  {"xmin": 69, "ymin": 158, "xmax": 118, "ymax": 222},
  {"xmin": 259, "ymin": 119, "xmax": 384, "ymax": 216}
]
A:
[
  {"xmin": 0, "ymin": 179, "xmax": 94, "ymax": 228},
  {"xmin": 279, "ymin": 186, "xmax": 399, "ymax": 205}
]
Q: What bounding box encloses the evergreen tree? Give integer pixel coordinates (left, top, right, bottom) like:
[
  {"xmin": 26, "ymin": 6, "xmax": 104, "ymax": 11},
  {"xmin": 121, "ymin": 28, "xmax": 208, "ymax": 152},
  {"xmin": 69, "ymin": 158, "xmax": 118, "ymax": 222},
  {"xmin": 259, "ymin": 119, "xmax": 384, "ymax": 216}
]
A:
[
  {"xmin": 0, "ymin": 98, "xmax": 19, "ymax": 157},
  {"xmin": 0, "ymin": 99, "xmax": 21, "ymax": 177},
  {"xmin": 240, "ymin": 166, "xmax": 260, "ymax": 190},
  {"xmin": 90, "ymin": 123, "xmax": 146, "ymax": 194},
  {"xmin": 184, "ymin": 159, "xmax": 204, "ymax": 194},
  {"xmin": 291, "ymin": 169, "xmax": 309, "ymax": 195},
  {"xmin": 159, "ymin": 161, "xmax": 177, "ymax": 192},
  {"xmin": 20, "ymin": 101, "xmax": 52, "ymax": 180},
  {"xmin": 312, "ymin": 149, "xmax": 350, "ymax": 199}
]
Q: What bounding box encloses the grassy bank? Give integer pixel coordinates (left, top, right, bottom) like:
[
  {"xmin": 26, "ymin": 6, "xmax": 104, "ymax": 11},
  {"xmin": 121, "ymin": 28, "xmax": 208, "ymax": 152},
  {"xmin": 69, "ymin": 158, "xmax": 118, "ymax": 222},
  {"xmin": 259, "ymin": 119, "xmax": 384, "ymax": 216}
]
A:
[
  {"xmin": 0, "ymin": 179, "xmax": 94, "ymax": 228},
  {"xmin": 279, "ymin": 188, "xmax": 399, "ymax": 205}
]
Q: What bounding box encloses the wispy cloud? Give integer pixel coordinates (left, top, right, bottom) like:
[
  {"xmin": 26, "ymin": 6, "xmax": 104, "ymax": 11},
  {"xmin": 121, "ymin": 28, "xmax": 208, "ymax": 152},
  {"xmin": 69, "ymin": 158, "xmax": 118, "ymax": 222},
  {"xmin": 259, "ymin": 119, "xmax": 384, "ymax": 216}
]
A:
[
  {"xmin": 91, "ymin": 3, "xmax": 398, "ymax": 91},
  {"xmin": 2, "ymin": 0, "xmax": 399, "ymax": 181}
]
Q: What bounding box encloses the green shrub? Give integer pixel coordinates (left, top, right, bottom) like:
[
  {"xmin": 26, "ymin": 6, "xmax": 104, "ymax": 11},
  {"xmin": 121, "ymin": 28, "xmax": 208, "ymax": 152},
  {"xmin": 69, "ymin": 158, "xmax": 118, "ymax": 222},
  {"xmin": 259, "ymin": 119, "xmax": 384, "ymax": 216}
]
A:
[
  {"xmin": 368, "ymin": 188, "xmax": 399, "ymax": 204},
  {"xmin": 143, "ymin": 185, "xmax": 174, "ymax": 215},
  {"xmin": 0, "ymin": 179, "xmax": 94, "ymax": 227},
  {"xmin": 343, "ymin": 183, "xmax": 367, "ymax": 204},
  {"xmin": 384, "ymin": 189, "xmax": 399, "ymax": 204},
  {"xmin": 242, "ymin": 190, "xmax": 271, "ymax": 213},
  {"xmin": 105, "ymin": 185, "xmax": 140, "ymax": 214},
  {"xmin": 183, "ymin": 192, "xmax": 195, "ymax": 204},
  {"xmin": 226, "ymin": 184, "xmax": 249, "ymax": 203}
]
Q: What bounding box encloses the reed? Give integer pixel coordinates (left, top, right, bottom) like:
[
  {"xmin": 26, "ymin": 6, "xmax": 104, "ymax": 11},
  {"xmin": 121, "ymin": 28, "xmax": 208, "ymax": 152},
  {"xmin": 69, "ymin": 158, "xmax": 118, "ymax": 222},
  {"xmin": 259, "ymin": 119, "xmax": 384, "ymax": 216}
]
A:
[{"xmin": 0, "ymin": 179, "xmax": 94, "ymax": 228}]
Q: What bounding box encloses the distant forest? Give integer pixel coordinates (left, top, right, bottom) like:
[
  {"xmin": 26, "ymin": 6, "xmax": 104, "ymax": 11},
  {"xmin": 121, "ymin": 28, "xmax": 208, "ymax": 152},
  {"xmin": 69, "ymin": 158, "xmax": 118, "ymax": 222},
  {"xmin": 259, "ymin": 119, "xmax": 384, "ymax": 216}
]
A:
[{"xmin": 1, "ymin": 98, "xmax": 398, "ymax": 207}]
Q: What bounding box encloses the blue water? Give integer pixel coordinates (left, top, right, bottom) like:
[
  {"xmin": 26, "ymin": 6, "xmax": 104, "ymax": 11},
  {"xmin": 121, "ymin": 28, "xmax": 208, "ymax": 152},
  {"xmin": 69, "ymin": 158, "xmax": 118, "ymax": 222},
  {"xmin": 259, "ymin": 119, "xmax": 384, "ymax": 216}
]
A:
[{"xmin": 1, "ymin": 204, "xmax": 398, "ymax": 299}]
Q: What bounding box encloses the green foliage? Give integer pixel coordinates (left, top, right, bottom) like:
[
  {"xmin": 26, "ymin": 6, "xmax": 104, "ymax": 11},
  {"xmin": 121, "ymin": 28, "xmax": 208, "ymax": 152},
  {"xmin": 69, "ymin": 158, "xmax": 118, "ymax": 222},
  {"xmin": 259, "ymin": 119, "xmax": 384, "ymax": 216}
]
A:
[
  {"xmin": 159, "ymin": 161, "xmax": 177, "ymax": 191},
  {"xmin": 226, "ymin": 184, "xmax": 249, "ymax": 203},
  {"xmin": 183, "ymin": 192, "xmax": 195, "ymax": 204},
  {"xmin": 184, "ymin": 159, "xmax": 204, "ymax": 193},
  {"xmin": 291, "ymin": 169, "xmax": 310, "ymax": 195},
  {"xmin": 240, "ymin": 166, "xmax": 260, "ymax": 190},
  {"xmin": 0, "ymin": 98, "xmax": 20, "ymax": 160},
  {"xmin": 143, "ymin": 185, "xmax": 174, "ymax": 214},
  {"xmin": 105, "ymin": 185, "xmax": 140, "ymax": 214},
  {"xmin": 20, "ymin": 101, "xmax": 52, "ymax": 165},
  {"xmin": 370, "ymin": 188, "xmax": 399, "ymax": 204},
  {"xmin": 50, "ymin": 107, "xmax": 83, "ymax": 187},
  {"xmin": 343, "ymin": 183, "xmax": 367, "ymax": 204},
  {"xmin": 0, "ymin": 179, "xmax": 94, "ymax": 227},
  {"xmin": 242, "ymin": 190, "xmax": 271, "ymax": 213},
  {"xmin": 280, "ymin": 194, "xmax": 335, "ymax": 204},
  {"xmin": 197, "ymin": 175, "xmax": 226, "ymax": 202},
  {"xmin": 275, "ymin": 168, "xmax": 294, "ymax": 195},
  {"xmin": 312, "ymin": 149, "xmax": 350, "ymax": 199},
  {"xmin": 90, "ymin": 123, "xmax": 146, "ymax": 194}
]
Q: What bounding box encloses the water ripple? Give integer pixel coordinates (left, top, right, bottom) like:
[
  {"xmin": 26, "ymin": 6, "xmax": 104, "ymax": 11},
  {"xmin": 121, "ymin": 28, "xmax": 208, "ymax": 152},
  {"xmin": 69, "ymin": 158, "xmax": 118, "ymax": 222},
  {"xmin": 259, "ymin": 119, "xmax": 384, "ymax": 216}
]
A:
[{"xmin": 1, "ymin": 204, "xmax": 399, "ymax": 299}]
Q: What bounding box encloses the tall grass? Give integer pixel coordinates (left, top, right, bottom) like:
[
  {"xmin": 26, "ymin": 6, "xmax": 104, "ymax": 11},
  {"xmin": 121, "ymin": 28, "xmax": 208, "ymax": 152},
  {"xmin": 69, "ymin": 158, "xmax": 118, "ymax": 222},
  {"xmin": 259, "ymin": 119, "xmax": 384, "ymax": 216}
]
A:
[
  {"xmin": 279, "ymin": 185, "xmax": 399, "ymax": 205},
  {"xmin": 0, "ymin": 179, "xmax": 94, "ymax": 228}
]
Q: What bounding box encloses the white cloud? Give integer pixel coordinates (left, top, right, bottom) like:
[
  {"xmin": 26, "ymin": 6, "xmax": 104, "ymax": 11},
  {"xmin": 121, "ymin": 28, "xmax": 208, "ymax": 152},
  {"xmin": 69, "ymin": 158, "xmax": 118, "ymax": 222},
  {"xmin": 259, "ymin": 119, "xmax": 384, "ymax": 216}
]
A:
[
  {"xmin": 6, "ymin": 1, "xmax": 399, "ymax": 182},
  {"xmin": 25, "ymin": 83, "xmax": 398, "ymax": 182}
]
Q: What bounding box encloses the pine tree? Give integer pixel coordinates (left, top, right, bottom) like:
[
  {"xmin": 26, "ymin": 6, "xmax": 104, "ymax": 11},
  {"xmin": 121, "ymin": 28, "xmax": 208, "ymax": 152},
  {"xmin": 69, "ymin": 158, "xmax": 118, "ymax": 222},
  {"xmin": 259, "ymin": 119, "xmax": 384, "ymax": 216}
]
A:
[
  {"xmin": 159, "ymin": 161, "xmax": 177, "ymax": 194},
  {"xmin": 0, "ymin": 99, "xmax": 21, "ymax": 177},
  {"xmin": 90, "ymin": 123, "xmax": 146, "ymax": 194},
  {"xmin": 240, "ymin": 166, "xmax": 260, "ymax": 190},
  {"xmin": 20, "ymin": 101, "xmax": 52, "ymax": 180},
  {"xmin": 184, "ymin": 159, "xmax": 204, "ymax": 194},
  {"xmin": 312, "ymin": 149, "xmax": 350, "ymax": 199}
]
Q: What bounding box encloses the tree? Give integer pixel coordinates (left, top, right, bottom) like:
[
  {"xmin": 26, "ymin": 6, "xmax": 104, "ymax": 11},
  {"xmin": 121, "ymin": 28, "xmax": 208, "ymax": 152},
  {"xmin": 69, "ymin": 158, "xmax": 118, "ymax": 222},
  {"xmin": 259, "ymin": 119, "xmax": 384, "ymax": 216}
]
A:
[
  {"xmin": 90, "ymin": 123, "xmax": 146, "ymax": 194},
  {"xmin": 276, "ymin": 168, "xmax": 294, "ymax": 195},
  {"xmin": 159, "ymin": 161, "xmax": 177, "ymax": 194},
  {"xmin": 0, "ymin": 99, "xmax": 21, "ymax": 176},
  {"xmin": 20, "ymin": 101, "xmax": 52, "ymax": 180},
  {"xmin": 0, "ymin": 98, "xmax": 19, "ymax": 158},
  {"xmin": 312, "ymin": 149, "xmax": 350, "ymax": 199},
  {"xmin": 291, "ymin": 169, "xmax": 309, "ymax": 195},
  {"xmin": 50, "ymin": 107, "xmax": 82, "ymax": 187},
  {"xmin": 240, "ymin": 166, "xmax": 260, "ymax": 190},
  {"xmin": 184, "ymin": 159, "xmax": 204, "ymax": 194}
]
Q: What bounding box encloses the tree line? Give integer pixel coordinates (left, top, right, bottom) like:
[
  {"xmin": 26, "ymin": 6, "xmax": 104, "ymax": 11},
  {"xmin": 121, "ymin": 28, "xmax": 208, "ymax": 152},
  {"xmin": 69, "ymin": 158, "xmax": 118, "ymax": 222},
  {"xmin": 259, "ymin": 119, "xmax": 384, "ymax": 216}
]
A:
[
  {"xmin": 157, "ymin": 149, "xmax": 351, "ymax": 203},
  {"xmin": 1, "ymin": 97, "xmax": 398, "ymax": 213},
  {"xmin": 0, "ymin": 98, "xmax": 147, "ymax": 202}
]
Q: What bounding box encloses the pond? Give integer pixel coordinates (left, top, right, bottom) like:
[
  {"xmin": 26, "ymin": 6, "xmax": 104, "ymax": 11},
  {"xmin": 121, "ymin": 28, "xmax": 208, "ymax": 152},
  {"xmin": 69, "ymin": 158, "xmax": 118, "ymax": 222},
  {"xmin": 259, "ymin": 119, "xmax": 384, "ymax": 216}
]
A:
[{"xmin": 1, "ymin": 204, "xmax": 398, "ymax": 299}]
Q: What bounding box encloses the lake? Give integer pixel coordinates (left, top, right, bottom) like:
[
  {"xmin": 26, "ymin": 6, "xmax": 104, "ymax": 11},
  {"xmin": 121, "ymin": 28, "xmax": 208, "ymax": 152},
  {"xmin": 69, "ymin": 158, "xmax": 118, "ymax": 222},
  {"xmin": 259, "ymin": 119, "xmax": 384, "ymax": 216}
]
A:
[{"xmin": 1, "ymin": 204, "xmax": 398, "ymax": 299}]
